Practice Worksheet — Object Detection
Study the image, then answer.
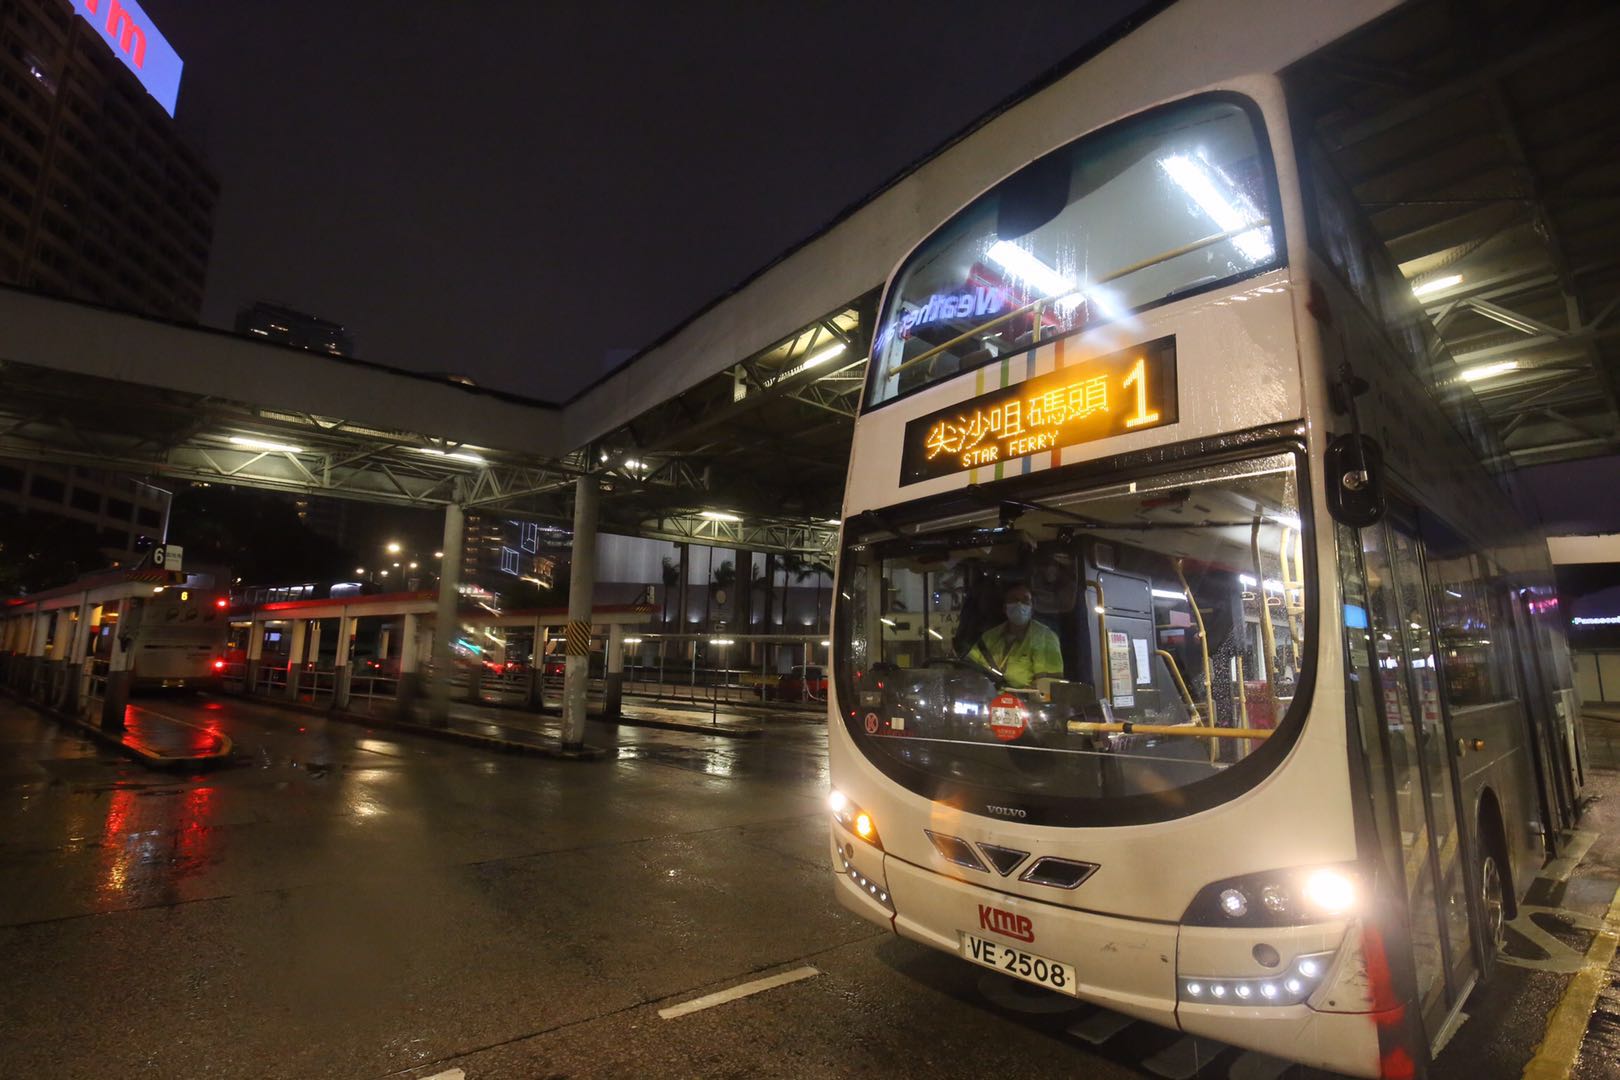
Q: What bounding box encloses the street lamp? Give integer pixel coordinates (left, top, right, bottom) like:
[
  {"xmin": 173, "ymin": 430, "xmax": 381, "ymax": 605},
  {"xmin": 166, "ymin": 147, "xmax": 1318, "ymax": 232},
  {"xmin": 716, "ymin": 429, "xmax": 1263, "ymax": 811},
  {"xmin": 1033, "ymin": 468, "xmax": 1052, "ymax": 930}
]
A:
[
  {"xmin": 386, "ymin": 541, "xmax": 402, "ymax": 555},
  {"xmin": 355, "ymin": 567, "xmax": 365, "ymax": 575}
]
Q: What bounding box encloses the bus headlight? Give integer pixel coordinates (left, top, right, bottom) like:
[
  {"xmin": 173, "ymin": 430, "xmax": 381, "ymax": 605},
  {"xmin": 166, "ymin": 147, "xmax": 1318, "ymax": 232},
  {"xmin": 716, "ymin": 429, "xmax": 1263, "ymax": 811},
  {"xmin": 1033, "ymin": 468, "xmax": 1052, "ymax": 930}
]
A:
[
  {"xmin": 1179, "ymin": 950, "xmax": 1335, "ymax": 1007},
  {"xmin": 828, "ymin": 789, "xmax": 882, "ymax": 850},
  {"xmin": 1183, "ymin": 864, "xmax": 1360, "ymax": 927}
]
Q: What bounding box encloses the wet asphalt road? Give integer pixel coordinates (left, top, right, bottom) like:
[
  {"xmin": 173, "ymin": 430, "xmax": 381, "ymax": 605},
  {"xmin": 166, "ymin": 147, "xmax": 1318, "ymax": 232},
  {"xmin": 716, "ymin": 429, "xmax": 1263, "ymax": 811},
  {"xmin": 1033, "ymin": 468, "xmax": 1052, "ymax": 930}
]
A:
[{"xmin": 0, "ymin": 693, "xmax": 1614, "ymax": 1079}]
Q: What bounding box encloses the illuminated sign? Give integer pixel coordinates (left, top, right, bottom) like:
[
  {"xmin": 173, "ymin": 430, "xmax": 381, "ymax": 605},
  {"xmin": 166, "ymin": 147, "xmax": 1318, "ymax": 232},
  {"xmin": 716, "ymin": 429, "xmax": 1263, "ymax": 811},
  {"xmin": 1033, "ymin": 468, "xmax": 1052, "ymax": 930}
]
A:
[
  {"xmin": 72, "ymin": 0, "xmax": 183, "ymax": 117},
  {"xmin": 899, "ymin": 336, "xmax": 1177, "ymax": 485},
  {"xmin": 873, "ymin": 287, "xmax": 1011, "ymax": 354}
]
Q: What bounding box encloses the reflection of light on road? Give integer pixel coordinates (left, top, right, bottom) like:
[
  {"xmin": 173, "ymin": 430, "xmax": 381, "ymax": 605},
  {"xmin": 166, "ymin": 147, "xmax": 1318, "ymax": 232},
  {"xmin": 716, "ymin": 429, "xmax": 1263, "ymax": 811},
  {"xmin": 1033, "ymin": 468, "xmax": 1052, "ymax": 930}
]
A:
[
  {"xmin": 100, "ymin": 787, "xmax": 137, "ymax": 896},
  {"xmin": 342, "ymin": 766, "xmax": 398, "ymax": 820}
]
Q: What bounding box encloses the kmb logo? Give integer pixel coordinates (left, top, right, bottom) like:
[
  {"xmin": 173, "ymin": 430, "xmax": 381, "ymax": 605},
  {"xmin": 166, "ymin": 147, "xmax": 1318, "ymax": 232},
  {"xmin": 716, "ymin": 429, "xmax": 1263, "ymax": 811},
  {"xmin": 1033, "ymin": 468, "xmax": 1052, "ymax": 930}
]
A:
[{"xmin": 978, "ymin": 904, "xmax": 1034, "ymax": 943}]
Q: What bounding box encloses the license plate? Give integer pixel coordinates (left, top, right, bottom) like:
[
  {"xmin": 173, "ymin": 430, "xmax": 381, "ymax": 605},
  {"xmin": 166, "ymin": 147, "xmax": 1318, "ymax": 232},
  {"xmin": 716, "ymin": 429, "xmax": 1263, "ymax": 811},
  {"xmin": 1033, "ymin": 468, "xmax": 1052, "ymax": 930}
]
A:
[{"xmin": 960, "ymin": 932, "xmax": 1078, "ymax": 996}]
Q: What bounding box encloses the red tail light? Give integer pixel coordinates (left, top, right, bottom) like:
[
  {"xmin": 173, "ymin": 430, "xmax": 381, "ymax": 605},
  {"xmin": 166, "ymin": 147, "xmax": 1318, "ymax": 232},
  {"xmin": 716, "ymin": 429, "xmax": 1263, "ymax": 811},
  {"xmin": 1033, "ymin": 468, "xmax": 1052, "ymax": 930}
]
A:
[
  {"xmin": 212, "ymin": 659, "xmax": 226, "ymax": 671},
  {"xmin": 215, "ymin": 598, "xmax": 229, "ymax": 609}
]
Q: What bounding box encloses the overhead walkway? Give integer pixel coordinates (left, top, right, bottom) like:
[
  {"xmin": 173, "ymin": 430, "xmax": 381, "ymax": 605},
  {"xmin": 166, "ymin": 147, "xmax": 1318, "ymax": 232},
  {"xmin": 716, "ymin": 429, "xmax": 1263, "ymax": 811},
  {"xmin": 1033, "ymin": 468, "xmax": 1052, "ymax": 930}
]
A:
[{"xmin": 5, "ymin": 0, "xmax": 1616, "ymax": 746}]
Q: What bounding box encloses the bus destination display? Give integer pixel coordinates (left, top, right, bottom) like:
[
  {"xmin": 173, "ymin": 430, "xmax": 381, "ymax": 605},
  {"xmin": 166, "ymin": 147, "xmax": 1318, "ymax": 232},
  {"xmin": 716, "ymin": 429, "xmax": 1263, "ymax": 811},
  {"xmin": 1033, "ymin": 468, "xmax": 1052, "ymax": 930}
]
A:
[{"xmin": 900, "ymin": 336, "xmax": 1178, "ymax": 485}]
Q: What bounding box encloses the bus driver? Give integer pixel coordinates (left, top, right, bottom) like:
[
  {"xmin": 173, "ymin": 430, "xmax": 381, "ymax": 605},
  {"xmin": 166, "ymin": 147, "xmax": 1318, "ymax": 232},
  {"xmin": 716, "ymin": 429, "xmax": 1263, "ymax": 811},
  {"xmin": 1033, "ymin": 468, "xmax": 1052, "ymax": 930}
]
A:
[{"xmin": 965, "ymin": 582, "xmax": 1064, "ymax": 689}]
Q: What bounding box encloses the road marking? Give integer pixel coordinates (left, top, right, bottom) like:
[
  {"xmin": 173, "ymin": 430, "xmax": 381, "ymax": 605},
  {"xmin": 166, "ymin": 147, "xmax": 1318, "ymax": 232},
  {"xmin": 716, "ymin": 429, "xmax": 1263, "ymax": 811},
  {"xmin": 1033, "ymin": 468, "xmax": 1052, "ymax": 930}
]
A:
[
  {"xmin": 1066, "ymin": 1008, "xmax": 1134, "ymax": 1045},
  {"xmin": 658, "ymin": 966, "xmax": 820, "ymax": 1019},
  {"xmin": 421, "ymin": 1070, "xmax": 464, "ymax": 1080},
  {"xmin": 1521, "ymin": 881, "xmax": 1620, "ymax": 1080},
  {"xmin": 1542, "ymin": 829, "xmax": 1598, "ymax": 883},
  {"xmin": 1501, "ymin": 905, "xmax": 1605, "ymax": 973},
  {"xmin": 1141, "ymin": 1034, "xmax": 1227, "ymax": 1080}
]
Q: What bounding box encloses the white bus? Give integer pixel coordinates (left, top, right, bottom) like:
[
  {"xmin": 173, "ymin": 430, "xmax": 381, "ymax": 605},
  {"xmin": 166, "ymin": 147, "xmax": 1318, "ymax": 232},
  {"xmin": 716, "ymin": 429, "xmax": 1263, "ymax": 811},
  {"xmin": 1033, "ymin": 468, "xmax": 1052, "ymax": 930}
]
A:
[{"xmin": 826, "ymin": 12, "xmax": 1585, "ymax": 1077}]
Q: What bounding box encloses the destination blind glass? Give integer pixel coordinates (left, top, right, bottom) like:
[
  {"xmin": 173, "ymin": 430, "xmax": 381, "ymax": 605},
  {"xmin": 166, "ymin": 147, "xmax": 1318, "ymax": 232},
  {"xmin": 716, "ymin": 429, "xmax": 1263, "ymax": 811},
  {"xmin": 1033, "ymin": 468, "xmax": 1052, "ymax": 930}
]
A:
[{"xmin": 900, "ymin": 337, "xmax": 1177, "ymax": 485}]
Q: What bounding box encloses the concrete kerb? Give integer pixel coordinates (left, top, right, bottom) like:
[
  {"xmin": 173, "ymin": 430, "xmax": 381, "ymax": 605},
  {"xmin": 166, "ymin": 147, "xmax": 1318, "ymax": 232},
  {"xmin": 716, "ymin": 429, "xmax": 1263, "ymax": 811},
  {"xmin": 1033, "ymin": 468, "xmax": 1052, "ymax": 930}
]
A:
[
  {"xmin": 0, "ymin": 688, "xmax": 233, "ymax": 771},
  {"xmin": 333, "ymin": 707, "xmax": 613, "ymax": 761}
]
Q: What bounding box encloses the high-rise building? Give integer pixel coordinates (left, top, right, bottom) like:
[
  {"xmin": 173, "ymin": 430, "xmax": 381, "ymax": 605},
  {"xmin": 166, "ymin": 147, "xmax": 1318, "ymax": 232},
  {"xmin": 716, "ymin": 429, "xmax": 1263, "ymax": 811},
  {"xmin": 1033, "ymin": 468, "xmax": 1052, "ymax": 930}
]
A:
[
  {"xmin": 0, "ymin": 459, "xmax": 169, "ymax": 557},
  {"xmin": 237, "ymin": 301, "xmax": 356, "ymax": 358},
  {"xmin": 0, "ymin": 0, "xmax": 217, "ymax": 321}
]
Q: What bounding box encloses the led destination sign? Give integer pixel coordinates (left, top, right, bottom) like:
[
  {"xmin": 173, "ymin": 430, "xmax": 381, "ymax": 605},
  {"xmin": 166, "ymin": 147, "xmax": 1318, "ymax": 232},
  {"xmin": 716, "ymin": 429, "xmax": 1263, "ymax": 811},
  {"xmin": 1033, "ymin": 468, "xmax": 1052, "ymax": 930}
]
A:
[{"xmin": 900, "ymin": 336, "xmax": 1178, "ymax": 485}]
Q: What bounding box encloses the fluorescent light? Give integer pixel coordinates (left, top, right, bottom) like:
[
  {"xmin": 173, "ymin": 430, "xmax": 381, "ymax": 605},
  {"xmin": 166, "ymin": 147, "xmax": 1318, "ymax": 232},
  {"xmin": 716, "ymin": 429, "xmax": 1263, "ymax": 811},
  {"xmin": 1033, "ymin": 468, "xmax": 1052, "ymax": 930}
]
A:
[
  {"xmin": 986, "ymin": 241, "xmax": 1084, "ymax": 311},
  {"xmin": 1158, "ymin": 154, "xmax": 1273, "ymax": 261},
  {"xmin": 1151, "ymin": 589, "xmax": 1188, "ymax": 600},
  {"xmin": 802, "ymin": 342, "xmax": 847, "ymax": 368},
  {"xmin": 1412, "ymin": 274, "xmax": 1462, "ymax": 298},
  {"xmin": 699, "ymin": 510, "xmax": 741, "ymax": 522},
  {"xmin": 710, "ymin": 638, "xmax": 734, "ymax": 646},
  {"xmin": 228, "ymin": 435, "xmax": 305, "ymax": 454},
  {"xmin": 415, "ymin": 447, "xmax": 485, "ymax": 465},
  {"xmin": 623, "ymin": 458, "xmax": 646, "ymax": 471},
  {"xmin": 1460, "ymin": 361, "xmax": 1519, "ymax": 382},
  {"xmin": 985, "ymin": 241, "xmax": 1128, "ymax": 319}
]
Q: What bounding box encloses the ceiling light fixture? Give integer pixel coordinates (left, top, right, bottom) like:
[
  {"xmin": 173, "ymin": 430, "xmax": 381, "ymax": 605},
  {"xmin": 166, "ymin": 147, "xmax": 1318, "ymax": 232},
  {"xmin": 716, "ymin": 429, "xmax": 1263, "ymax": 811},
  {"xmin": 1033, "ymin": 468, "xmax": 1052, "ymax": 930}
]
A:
[
  {"xmin": 1412, "ymin": 274, "xmax": 1462, "ymax": 298},
  {"xmin": 228, "ymin": 435, "xmax": 305, "ymax": 454}
]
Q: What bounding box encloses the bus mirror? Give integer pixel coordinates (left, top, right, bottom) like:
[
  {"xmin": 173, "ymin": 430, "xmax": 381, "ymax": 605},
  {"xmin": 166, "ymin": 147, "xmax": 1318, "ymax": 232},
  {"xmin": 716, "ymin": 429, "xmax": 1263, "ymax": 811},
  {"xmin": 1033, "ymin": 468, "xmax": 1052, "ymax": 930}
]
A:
[{"xmin": 1325, "ymin": 435, "xmax": 1385, "ymax": 528}]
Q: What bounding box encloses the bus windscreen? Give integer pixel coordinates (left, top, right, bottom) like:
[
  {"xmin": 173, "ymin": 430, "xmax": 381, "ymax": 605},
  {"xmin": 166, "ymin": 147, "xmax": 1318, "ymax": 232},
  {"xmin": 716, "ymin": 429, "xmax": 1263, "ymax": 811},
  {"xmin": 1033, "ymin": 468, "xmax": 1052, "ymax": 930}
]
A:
[
  {"xmin": 867, "ymin": 96, "xmax": 1279, "ymax": 408},
  {"xmin": 835, "ymin": 452, "xmax": 1309, "ymax": 820}
]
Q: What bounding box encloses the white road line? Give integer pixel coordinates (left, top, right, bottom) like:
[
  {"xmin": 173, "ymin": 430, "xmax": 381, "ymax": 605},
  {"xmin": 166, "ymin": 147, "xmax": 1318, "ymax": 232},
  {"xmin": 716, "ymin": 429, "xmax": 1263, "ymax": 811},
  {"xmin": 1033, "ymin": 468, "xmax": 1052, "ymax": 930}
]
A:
[
  {"xmin": 657, "ymin": 966, "xmax": 821, "ymax": 1019},
  {"xmin": 421, "ymin": 1069, "xmax": 465, "ymax": 1080}
]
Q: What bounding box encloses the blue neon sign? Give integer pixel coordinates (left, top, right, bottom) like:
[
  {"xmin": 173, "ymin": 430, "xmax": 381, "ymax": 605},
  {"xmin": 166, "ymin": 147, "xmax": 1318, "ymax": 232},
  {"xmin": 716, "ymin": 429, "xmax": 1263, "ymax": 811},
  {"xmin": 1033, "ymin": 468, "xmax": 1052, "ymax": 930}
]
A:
[{"xmin": 71, "ymin": 0, "xmax": 183, "ymax": 117}]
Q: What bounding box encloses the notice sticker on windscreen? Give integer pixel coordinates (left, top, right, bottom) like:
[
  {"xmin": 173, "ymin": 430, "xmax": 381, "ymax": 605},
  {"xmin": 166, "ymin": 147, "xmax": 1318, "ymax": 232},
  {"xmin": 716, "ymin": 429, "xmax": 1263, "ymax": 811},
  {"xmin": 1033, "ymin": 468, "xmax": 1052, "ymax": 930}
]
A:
[{"xmin": 899, "ymin": 336, "xmax": 1177, "ymax": 485}]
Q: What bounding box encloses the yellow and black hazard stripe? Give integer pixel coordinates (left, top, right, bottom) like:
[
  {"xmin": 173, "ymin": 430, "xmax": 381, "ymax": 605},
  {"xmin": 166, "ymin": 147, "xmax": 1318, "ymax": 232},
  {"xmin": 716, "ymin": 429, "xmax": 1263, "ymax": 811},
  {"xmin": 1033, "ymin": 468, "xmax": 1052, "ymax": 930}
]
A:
[{"xmin": 565, "ymin": 619, "xmax": 592, "ymax": 657}]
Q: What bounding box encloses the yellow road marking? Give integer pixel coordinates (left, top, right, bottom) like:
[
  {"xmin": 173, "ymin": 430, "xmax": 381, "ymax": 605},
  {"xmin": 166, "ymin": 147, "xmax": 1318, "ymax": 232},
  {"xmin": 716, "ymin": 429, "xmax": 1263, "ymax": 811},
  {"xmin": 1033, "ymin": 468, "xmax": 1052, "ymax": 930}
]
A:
[
  {"xmin": 125, "ymin": 703, "xmax": 234, "ymax": 758},
  {"xmin": 1521, "ymin": 881, "xmax": 1620, "ymax": 1080}
]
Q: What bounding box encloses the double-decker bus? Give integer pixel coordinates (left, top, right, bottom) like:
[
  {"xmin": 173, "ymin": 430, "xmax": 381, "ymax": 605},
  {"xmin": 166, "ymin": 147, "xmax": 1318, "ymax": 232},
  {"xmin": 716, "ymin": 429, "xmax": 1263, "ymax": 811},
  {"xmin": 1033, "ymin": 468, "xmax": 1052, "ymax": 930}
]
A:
[{"xmin": 825, "ymin": 13, "xmax": 1585, "ymax": 1077}]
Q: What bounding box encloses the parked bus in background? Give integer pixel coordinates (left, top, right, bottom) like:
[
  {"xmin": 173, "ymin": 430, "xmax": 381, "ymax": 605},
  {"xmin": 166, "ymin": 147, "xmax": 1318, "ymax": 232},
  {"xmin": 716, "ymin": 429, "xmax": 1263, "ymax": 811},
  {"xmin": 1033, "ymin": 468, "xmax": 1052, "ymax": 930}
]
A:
[
  {"xmin": 119, "ymin": 583, "xmax": 231, "ymax": 690},
  {"xmin": 825, "ymin": 8, "xmax": 1584, "ymax": 1076}
]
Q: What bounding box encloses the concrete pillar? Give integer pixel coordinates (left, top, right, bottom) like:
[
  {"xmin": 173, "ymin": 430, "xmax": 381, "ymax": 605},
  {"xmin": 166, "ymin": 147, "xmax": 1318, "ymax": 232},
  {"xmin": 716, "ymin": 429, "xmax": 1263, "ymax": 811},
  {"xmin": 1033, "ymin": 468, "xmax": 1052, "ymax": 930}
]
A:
[
  {"xmin": 396, "ymin": 612, "xmax": 422, "ymax": 717},
  {"xmin": 427, "ymin": 499, "xmax": 466, "ymax": 727},
  {"xmin": 246, "ymin": 620, "xmax": 266, "ymax": 694},
  {"xmin": 333, "ymin": 612, "xmax": 357, "ymax": 710},
  {"xmin": 561, "ymin": 474, "xmax": 599, "ymax": 750},
  {"xmin": 285, "ymin": 619, "xmax": 307, "ymax": 700},
  {"xmin": 62, "ymin": 599, "xmax": 91, "ymax": 712},
  {"xmin": 604, "ymin": 622, "xmax": 625, "ymax": 721},
  {"xmin": 528, "ymin": 621, "xmax": 548, "ymax": 710},
  {"xmin": 379, "ymin": 628, "xmax": 392, "ymax": 663},
  {"xmin": 101, "ymin": 602, "xmax": 133, "ymax": 732},
  {"xmin": 307, "ymin": 620, "xmax": 323, "ymax": 668}
]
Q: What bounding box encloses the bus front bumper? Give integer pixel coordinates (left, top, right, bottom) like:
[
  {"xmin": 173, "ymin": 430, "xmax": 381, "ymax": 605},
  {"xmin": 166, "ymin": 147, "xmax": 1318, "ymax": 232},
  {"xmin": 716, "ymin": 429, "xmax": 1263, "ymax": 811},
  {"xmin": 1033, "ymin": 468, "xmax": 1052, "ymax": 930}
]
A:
[{"xmin": 851, "ymin": 854, "xmax": 1387, "ymax": 1078}]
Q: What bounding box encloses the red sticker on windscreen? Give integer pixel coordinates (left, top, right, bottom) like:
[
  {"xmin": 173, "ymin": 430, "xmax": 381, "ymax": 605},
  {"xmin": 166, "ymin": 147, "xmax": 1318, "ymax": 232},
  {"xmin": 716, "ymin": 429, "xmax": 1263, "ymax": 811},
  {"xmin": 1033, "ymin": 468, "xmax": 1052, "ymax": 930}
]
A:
[
  {"xmin": 988, "ymin": 692, "xmax": 1026, "ymax": 742},
  {"xmin": 864, "ymin": 712, "xmax": 881, "ymax": 734}
]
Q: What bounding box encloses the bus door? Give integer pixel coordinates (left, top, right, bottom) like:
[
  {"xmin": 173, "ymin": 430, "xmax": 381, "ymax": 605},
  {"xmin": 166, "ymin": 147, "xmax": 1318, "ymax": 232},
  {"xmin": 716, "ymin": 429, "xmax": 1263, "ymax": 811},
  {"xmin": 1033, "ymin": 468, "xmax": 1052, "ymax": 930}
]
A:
[
  {"xmin": 1506, "ymin": 594, "xmax": 1575, "ymax": 841},
  {"xmin": 1359, "ymin": 513, "xmax": 1476, "ymax": 1042}
]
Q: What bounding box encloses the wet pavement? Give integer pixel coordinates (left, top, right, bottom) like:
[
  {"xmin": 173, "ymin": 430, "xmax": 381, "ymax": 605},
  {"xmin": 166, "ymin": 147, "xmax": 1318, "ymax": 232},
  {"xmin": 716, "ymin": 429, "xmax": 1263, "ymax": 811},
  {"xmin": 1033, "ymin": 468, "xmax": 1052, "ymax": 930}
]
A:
[{"xmin": 1, "ymin": 691, "xmax": 1617, "ymax": 1079}]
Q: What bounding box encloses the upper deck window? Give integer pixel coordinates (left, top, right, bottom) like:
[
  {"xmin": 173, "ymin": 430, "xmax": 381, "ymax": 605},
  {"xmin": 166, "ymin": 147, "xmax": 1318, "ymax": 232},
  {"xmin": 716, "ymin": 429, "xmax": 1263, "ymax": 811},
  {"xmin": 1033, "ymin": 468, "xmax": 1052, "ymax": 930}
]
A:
[{"xmin": 867, "ymin": 96, "xmax": 1281, "ymax": 409}]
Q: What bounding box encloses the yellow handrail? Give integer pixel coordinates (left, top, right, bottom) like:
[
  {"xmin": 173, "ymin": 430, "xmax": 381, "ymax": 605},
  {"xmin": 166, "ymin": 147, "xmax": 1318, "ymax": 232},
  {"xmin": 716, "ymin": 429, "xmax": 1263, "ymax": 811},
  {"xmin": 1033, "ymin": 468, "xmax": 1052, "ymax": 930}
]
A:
[
  {"xmin": 1173, "ymin": 559, "xmax": 1214, "ymax": 747},
  {"xmin": 1085, "ymin": 577, "xmax": 1110, "ymax": 703},
  {"xmin": 1251, "ymin": 516, "xmax": 1277, "ymax": 683},
  {"xmin": 1155, "ymin": 648, "xmax": 1201, "ymax": 722},
  {"xmin": 1066, "ymin": 720, "xmax": 1273, "ymax": 740}
]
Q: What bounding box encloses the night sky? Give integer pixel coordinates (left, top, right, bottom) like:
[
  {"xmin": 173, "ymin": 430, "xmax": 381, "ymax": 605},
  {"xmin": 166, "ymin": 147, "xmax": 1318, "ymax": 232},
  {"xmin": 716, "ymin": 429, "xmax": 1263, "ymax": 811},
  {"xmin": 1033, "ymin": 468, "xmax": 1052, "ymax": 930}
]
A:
[{"xmin": 137, "ymin": 0, "xmax": 1151, "ymax": 402}]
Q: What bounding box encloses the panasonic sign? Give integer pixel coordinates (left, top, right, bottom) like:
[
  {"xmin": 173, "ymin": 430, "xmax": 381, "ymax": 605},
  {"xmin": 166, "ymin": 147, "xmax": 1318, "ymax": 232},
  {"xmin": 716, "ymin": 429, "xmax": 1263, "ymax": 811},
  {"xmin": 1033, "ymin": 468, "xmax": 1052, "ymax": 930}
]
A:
[{"xmin": 71, "ymin": 0, "xmax": 183, "ymax": 117}]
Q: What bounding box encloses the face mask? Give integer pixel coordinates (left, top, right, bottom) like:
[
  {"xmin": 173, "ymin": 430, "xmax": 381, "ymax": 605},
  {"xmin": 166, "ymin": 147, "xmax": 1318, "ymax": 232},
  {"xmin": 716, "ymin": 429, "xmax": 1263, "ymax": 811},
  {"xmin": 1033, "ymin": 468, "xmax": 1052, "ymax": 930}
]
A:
[{"xmin": 1005, "ymin": 601, "xmax": 1033, "ymax": 627}]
